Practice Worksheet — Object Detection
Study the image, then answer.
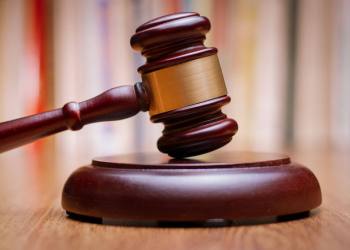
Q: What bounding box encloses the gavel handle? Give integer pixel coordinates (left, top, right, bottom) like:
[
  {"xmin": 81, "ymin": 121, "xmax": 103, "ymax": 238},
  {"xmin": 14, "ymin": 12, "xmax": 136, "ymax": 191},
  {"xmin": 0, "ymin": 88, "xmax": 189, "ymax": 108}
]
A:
[{"xmin": 0, "ymin": 82, "xmax": 149, "ymax": 153}]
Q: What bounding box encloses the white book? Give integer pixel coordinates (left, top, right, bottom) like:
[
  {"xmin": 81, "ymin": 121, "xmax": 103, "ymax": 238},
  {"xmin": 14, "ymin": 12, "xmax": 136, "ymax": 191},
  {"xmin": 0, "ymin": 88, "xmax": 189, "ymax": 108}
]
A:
[
  {"xmin": 53, "ymin": 0, "xmax": 90, "ymax": 163},
  {"xmin": 0, "ymin": 0, "xmax": 27, "ymax": 157},
  {"xmin": 294, "ymin": 0, "xmax": 331, "ymax": 151},
  {"xmin": 251, "ymin": 0, "xmax": 288, "ymax": 151},
  {"xmin": 330, "ymin": 0, "xmax": 350, "ymax": 150},
  {"xmin": 0, "ymin": 0, "xmax": 26, "ymax": 120}
]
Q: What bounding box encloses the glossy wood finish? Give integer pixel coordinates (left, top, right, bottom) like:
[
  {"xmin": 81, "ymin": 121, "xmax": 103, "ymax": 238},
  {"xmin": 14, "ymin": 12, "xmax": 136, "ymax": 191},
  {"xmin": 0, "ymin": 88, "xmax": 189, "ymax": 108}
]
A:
[
  {"xmin": 0, "ymin": 12, "xmax": 238, "ymax": 158},
  {"xmin": 62, "ymin": 152, "xmax": 321, "ymax": 221},
  {"xmin": 152, "ymin": 96, "xmax": 238, "ymax": 157},
  {"xmin": 0, "ymin": 83, "xmax": 149, "ymax": 153},
  {"xmin": 131, "ymin": 12, "xmax": 216, "ymax": 73},
  {"xmin": 0, "ymin": 150, "xmax": 348, "ymax": 249},
  {"xmin": 131, "ymin": 12, "xmax": 238, "ymax": 157}
]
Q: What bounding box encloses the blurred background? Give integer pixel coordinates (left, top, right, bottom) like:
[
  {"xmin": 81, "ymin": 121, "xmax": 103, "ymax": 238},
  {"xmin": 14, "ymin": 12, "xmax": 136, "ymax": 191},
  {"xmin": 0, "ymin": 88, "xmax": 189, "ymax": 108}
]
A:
[{"xmin": 0, "ymin": 0, "xmax": 349, "ymax": 165}]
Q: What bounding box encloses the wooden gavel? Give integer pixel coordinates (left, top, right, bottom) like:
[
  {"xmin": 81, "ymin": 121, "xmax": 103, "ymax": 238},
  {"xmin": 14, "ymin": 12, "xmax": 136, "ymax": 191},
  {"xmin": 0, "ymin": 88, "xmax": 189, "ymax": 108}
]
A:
[{"xmin": 0, "ymin": 12, "xmax": 238, "ymax": 158}]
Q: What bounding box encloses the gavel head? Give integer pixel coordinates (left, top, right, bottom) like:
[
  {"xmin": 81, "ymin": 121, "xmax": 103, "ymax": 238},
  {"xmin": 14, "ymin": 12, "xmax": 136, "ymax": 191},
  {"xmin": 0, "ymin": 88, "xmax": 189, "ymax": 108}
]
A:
[{"xmin": 130, "ymin": 12, "xmax": 238, "ymax": 158}]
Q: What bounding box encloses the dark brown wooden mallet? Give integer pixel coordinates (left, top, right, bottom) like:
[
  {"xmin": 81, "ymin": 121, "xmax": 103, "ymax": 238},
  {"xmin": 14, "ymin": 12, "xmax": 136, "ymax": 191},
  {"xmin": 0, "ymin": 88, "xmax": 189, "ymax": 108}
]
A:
[
  {"xmin": 0, "ymin": 12, "xmax": 237, "ymax": 158},
  {"xmin": 0, "ymin": 12, "xmax": 321, "ymax": 222}
]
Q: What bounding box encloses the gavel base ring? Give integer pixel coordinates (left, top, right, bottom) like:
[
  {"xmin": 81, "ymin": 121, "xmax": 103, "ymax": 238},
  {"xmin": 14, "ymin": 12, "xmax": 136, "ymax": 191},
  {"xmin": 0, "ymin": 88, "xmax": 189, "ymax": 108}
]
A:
[{"xmin": 61, "ymin": 151, "xmax": 321, "ymax": 223}]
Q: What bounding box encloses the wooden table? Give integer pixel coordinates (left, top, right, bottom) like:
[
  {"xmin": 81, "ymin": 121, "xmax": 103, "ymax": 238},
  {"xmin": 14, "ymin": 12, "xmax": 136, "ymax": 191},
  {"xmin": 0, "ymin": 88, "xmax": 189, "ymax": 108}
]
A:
[{"xmin": 1, "ymin": 148, "xmax": 349, "ymax": 250}]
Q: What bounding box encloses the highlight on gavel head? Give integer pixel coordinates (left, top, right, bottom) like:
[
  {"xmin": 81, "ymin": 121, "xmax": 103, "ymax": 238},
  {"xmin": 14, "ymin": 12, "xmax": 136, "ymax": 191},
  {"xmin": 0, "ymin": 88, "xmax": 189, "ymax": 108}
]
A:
[{"xmin": 131, "ymin": 12, "xmax": 238, "ymax": 158}]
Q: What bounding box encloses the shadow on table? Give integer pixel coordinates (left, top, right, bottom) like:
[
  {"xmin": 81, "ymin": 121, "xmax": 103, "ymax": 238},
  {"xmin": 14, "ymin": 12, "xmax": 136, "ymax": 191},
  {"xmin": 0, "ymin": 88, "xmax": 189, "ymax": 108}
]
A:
[{"xmin": 66, "ymin": 209, "xmax": 319, "ymax": 228}]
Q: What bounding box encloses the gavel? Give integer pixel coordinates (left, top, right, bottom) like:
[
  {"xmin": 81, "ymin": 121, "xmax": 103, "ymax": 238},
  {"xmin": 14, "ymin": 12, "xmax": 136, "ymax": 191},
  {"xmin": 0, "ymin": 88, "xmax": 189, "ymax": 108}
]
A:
[{"xmin": 0, "ymin": 12, "xmax": 238, "ymax": 158}]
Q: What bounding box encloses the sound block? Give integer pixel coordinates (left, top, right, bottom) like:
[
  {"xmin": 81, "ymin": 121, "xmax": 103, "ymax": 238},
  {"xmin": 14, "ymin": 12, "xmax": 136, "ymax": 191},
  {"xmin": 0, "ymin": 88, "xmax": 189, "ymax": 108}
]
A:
[{"xmin": 62, "ymin": 152, "xmax": 321, "ymax": 222}]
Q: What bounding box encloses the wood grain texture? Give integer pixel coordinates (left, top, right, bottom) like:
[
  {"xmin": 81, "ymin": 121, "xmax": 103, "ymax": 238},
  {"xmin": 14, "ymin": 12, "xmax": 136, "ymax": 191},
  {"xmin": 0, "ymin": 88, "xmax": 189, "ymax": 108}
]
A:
[
  {"xmin": 0, "ymin": 83, "xmax": 149, "ymax": 153},
  {"xmin": 0, "ymin": 12, "xmax": 238, "ymax": 158},
  {"xmin": 0, "ymin": 149, "xmax": 349, "ymax": 250},
  {"xmin": 152, "ymin": 96, "xmax": 238, "ymax": 158},
  {"xmin": 62, "ymin": 152, "xmax": 320, "ymax": 221},
  {"xmin": 130, "ymin": 12, "xmax": 216, "ymax": 73},
  {"xmin": 131, "ymin": 12, "xmax": 238, "ymax": 158}
]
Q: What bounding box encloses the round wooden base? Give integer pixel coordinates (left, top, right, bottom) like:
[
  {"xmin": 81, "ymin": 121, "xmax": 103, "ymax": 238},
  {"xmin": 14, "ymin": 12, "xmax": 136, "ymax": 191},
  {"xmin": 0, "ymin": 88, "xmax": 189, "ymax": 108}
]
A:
[{"xmin": 62, "ymin": 152, "xmax": 321, "ymax": 222}]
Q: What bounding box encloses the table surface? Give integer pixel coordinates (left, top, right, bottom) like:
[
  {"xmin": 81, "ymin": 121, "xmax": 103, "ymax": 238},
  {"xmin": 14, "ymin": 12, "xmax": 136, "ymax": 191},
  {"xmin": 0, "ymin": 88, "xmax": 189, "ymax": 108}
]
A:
[{"xmin": 0, "ymin": 148, "xmax": 349, "ymax": 250}]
